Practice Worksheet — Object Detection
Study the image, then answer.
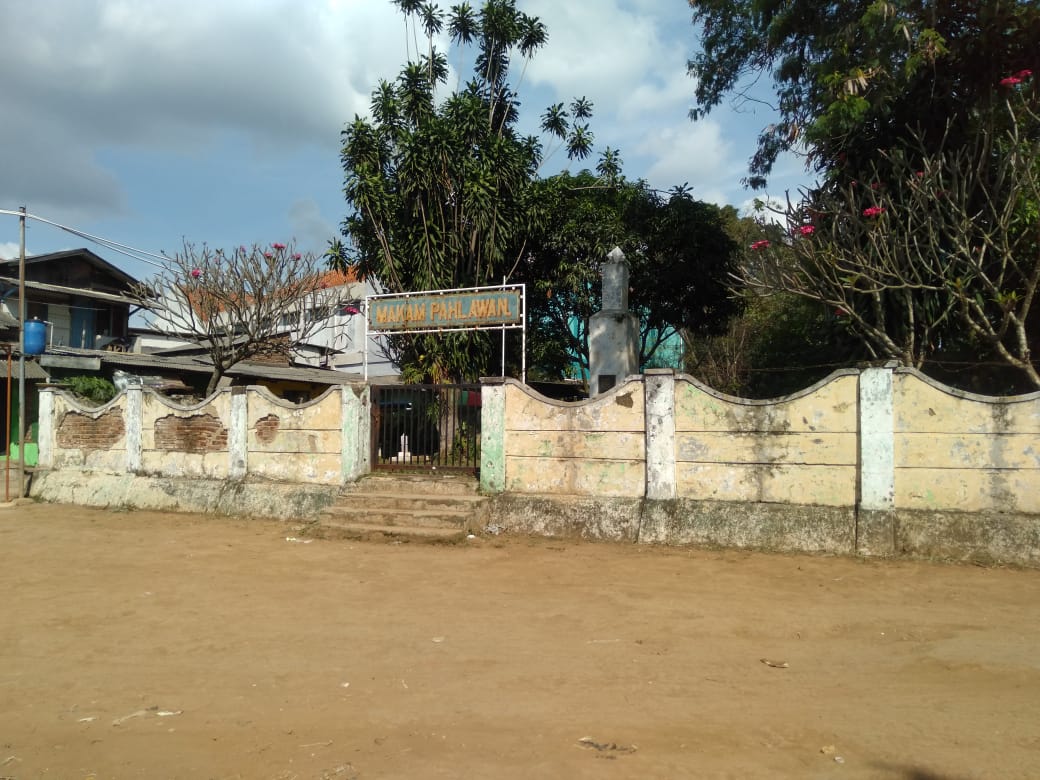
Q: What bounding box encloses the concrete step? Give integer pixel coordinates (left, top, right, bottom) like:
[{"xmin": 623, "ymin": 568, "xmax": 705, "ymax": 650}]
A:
[
  {"xmin": 314, "ymin": 472, "xmax": 487, "ymax": 543},
  {"xmin": 329, "ymin": 491, "xmax": 486, "ymax": 511},
  {"xmin": 307, "ymin": 519, "xmax": 469, "ymax": 544},
  {"xmin": 319, "ymin": 504, "xmax": 471, "ymax": 529},
  {"xmin": 342, "ymin": 472, "xmax": 481, "ymax": 496}
]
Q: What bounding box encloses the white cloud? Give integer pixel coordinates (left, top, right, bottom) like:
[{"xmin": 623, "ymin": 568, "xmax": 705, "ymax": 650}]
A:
[
  {"xmin": 634, "ymin": 121, "xmax": 736, "ymax": 202},
  {"xmin": 0, "ymin": 0, "xmax": 403, "ymax": 221},
  {"xmin": 0, "ymin": 242, "xmax": 19, "ymax": 260},
  {"xmin": 0, "ymin": 0, "xmax": 807, "ymax": 259}
]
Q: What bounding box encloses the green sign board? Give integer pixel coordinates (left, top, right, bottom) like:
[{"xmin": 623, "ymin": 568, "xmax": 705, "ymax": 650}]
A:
[{"xmin": 368, "ymin": 287, "xmax": 523, "ymax": 333}]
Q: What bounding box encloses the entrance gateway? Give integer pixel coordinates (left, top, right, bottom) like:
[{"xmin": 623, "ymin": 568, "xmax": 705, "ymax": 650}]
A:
[{"xmin": 364, "ymin": 284, "xmax": 525, "ymax": 473}]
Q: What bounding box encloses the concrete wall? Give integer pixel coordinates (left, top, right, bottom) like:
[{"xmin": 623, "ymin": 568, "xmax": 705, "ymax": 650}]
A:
[
  {"xmin": 496, "ymin": 377, "xmax": 646, "ymax": 497},
  {"xmin": 892, "ymin": 369, "xmax": 1040, "ymax": 514},
  {"xmin": 38, "ymin": 384, "xmax": 369, "ymax": 487},
  {"xmin": 674, "ymin": 370, "xmax": 859, "ymax": 507},
  {"xmin": 479, "ymin": 367, "xmax": 1040, "ymax": 565},
  {"xmin": 33, "ymin": 366, "xmax": 1040, "ymax": 565},
  {"xmin": 246, "ymin": 387, "xmax": 344, "ymax": 484},
  {"xmin": 141, "ymin": 390, "xmax": 233, "ymax": 479}
]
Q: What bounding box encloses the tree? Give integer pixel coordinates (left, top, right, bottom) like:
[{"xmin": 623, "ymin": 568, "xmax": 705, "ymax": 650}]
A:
[
  {"xmin": 132, "ymin": 242, "xmax": 338, "ymax": 396},
  {"xmin": 689, "ymin": 2, "xmax": 1040, "ymax": 390},
  {"xmin": 738, "ymin": 81, "xmax": 1040, "ymax": 389},
  {"xmin": 682, "ymin": 292, "xmax": 867, "ymax": 398},
  {"xmin": 518, "ymin": 170, "xmax": 741, "ymax": 382},
  {"xmin": 687, "ymin": 0, "xmax": 1040, "ymax": 189},
  {"xmin": 333, "ymin": 0, "xmax": 597, "ymax": 382}
]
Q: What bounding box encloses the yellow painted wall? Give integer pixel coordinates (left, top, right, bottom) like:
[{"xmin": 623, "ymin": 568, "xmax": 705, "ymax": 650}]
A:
[
  {"xmin": 673, "ymin": 373, "xmax": 859, "ymax": 506},
  {"xmin": 247, "ymin": 387, "xmax": 343, "ymax": 484},
  {"xmin": 893, "ymin": 372, "xmax": 1040, "ymax": 513},
  {"xmin": 502, "ymin": 379, "xmax": 645, "ymax": 497}
]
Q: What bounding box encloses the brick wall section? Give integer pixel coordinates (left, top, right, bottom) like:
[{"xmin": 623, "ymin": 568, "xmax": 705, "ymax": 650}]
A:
[
  {"xmin": 254, "ymin": 414, "xmax": 280, "ymax": 445},
  {"xmin": 154, "ymin": 414, "xmax": 229, "ymax": 454},
  {"xmin": 56, "ymin": 411, "xmax": 125, "ymax": 451}
]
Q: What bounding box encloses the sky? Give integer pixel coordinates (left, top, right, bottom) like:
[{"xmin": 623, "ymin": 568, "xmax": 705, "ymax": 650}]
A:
[{"xmin": 0, "ymin": 0, "xmax": 810, "ymax": 282}]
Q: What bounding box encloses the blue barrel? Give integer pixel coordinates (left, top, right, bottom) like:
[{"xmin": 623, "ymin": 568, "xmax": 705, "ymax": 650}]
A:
[{"xmin": 23, "ymin": 319, "xmax": 47, "ymax": 355}]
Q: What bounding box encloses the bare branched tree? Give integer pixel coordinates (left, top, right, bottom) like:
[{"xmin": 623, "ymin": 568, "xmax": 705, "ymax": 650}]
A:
[
  {"xmin": 739, "ymin": 89, "xmax": 1040, "ymax": 388},
  {"xmin": 131, "ymin": 242, "xmax": 347, "ymax": 395}
]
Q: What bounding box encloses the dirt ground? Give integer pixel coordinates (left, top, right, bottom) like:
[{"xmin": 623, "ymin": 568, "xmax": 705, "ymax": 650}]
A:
[{"xmin": 1, "ymin": 504, "xmax": 1039, "ymax": 780}]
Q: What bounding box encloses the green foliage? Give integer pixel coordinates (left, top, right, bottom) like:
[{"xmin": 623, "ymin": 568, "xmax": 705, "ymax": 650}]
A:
[
  {"xmin": 737, "ymin": 83, "xmax": 1040, "ymax": 390},
  {"xmin": 62, "ymin": 375, "xmax": 117, "ymax": 405},
  {"xmin": 334, "ymin": 0, "xmax": 598, "ymax": 382},
  {"xmin": 684, "ymin": 293, "xmax": 867, "ymax": 398},
  {"xmin": 692, "ymin": 1, "xmax": 1040, "ymax": 389},
  {"xmin": 688, "ymin": 0, "xmax": 1039, "ymax": 188},
  {"xmin": 520, "ymin": 170, "xmax": 741, "ymax": 379}
]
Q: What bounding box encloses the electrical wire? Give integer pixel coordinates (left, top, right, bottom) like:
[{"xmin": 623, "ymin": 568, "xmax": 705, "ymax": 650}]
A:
[{"xmin": 0, "ymin": 208, "xmax": 171, "ymax": 270}]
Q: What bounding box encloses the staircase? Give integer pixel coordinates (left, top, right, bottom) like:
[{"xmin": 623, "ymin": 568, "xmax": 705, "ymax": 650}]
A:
[{"xmin": 308, "ymin": 472, "xmax": 488, "ymax": 543}]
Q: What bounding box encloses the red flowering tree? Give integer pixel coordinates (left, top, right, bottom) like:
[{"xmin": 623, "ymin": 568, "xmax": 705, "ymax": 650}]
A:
[
  {"xmin": 131, "ymin": 242, "xmax": 341, "ymax": 396},
  {"xmin": 738, "ymin": 76, "xmax": 1040, "ymax": 389}
]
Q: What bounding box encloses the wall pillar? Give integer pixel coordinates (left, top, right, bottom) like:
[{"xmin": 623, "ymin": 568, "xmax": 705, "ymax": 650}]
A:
[
  {"xmin": 858, "ymin": 364, "xmax": 896, "ymax": 554},
  {"xmin": 37, "ymin": 388, "xmax": 55, "ymax": 469},
  {"xmin": 644, "ymin": 369, "xmax": 676, "ymax": 500},
  {"xmin": 341, "ymin": 384, "xmax": 370, "ymax": 483},
  {"xmin": 125, "ymin": 387, "xmax": 143, "ymax": 474},
  {"xmin": 229, "ymin": 387, "xmax": 247, "ymax": 480},
  {"xmin": 480, "ymin": 378, "xmax": 506, "ymax": 494}
]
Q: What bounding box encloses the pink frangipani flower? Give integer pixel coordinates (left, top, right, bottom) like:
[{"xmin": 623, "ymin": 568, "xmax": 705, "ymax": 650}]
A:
[
  {"xmin": 862, "ymin": 206, "xmax": 886, "ymax": 218},
  {"xmin": 272, "ymin": 242, "xmax": 287, "ymax": 251},
  {"xmin": 750, "ymin": 239, "xmax": 770, "ymax": 250},
  {"xmin": 190, "ymin": 268, "xmax": 202, "ymax": 279}
]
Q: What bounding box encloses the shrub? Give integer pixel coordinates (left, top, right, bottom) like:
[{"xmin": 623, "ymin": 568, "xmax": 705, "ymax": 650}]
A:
[{"xmin": 62, "ymin": 375, "xmax": 118, "ymax": 405}]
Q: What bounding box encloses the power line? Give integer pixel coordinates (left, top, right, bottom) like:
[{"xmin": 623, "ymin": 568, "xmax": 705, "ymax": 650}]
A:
[{"xmin": 0, "ymin": 208, "xmax": 171, "ymax": 270}]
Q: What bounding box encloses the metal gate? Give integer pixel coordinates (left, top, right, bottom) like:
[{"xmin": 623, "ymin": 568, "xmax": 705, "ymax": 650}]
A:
[{"xmin": 371, "ymin": 384, "xmax": 482, "ymax": 473}]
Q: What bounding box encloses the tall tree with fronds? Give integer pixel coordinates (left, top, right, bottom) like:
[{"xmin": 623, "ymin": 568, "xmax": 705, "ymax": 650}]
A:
[{"xmin": 334, "ymin": 0, "xmax": 595, "ymax": 382}]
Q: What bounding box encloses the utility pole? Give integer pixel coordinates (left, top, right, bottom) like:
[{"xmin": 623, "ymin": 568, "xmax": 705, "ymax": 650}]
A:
[{"xmin": 17, "ymin": 206, "xmax": 25, "ymax": 497}]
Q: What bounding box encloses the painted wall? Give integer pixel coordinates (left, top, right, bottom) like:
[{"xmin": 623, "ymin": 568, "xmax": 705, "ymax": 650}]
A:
[
  {"xmin": 39, "ymin": 384, "xmax": 368, "ymax": 486},
  {"xmin": 674, "ymin": 371, "xmax": 859, "ymax": 507},
  {"xmin": 482, "ymin": 367, "xmax": 1040, "ymax": 517},
  {"xmin": 500, "ymin": 378, "xmax": 646, "ymax": 497},
  {"xmin": 892, "ymin": 369, "xmax": 1040, "ymax": 514},
  {"xmin": 247, "ymin": 388, "xmax": 344, "ymax": 484}
]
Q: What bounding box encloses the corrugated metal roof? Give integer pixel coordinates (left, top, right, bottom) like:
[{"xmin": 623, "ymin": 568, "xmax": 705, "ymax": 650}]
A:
[{"xmin": 41, "ymin": 346, "xmax": 364, "ymax": 385}]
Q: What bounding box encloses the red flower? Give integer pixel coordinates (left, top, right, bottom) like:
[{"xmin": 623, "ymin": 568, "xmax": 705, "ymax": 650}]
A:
[
  {"xmin": 834, "ymin": 308, "xmax": 846, "ymax": 317},
  {"xmin": 190, "ymin": 268, "xmax": 201, "ymax": 279},
  {"xmin": 293, "ymin": 253, "xmax": 302, "ymax": 260},
  {"xmin": 915, "ymin": 171, "xmax": 925, "ymax": 178},
  {"xmin": 1001, "ymin": 76, "xmax": 1022, "ymax": 86},
  {"xmin": 272, "ymin": 242, "xmax": 287, "ymax": 251},
  {"xmin": 862, "ymin": 206, "xmax": 886, "ymax": 218},
  {"xmin": 794, "ymin": 225, "xmax": 815, "ymax": 236},
  {"xmin": 750, "ymin": 239, "xmax": 771, "ymax": 250},
  {"xmin": 870, "ymin": 181, "xmax": 881, "ymax": 190},
  {"xmin": 1015, "ymin": 69, "xmax": 1033, "ymax": 79},
  {"xmin": 263, "ymin": 252, "xmax": 273, "ymax": 260}
]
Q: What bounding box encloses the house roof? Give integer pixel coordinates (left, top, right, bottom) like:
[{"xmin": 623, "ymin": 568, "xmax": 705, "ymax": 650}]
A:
[
  {"xmin": 316, "ymin": 267, "xmax": 359, "ymax": 288},
  {"xmin": 0, "ymin": 277, "xmax": 141, "ymax": 306},
  {"xmin": 39, "ymin": 346, "xmax": 365, "ymax": 386},
  {"xmin": 0, "ymin": 248, "xmax": 140, "ymax": 289}
]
